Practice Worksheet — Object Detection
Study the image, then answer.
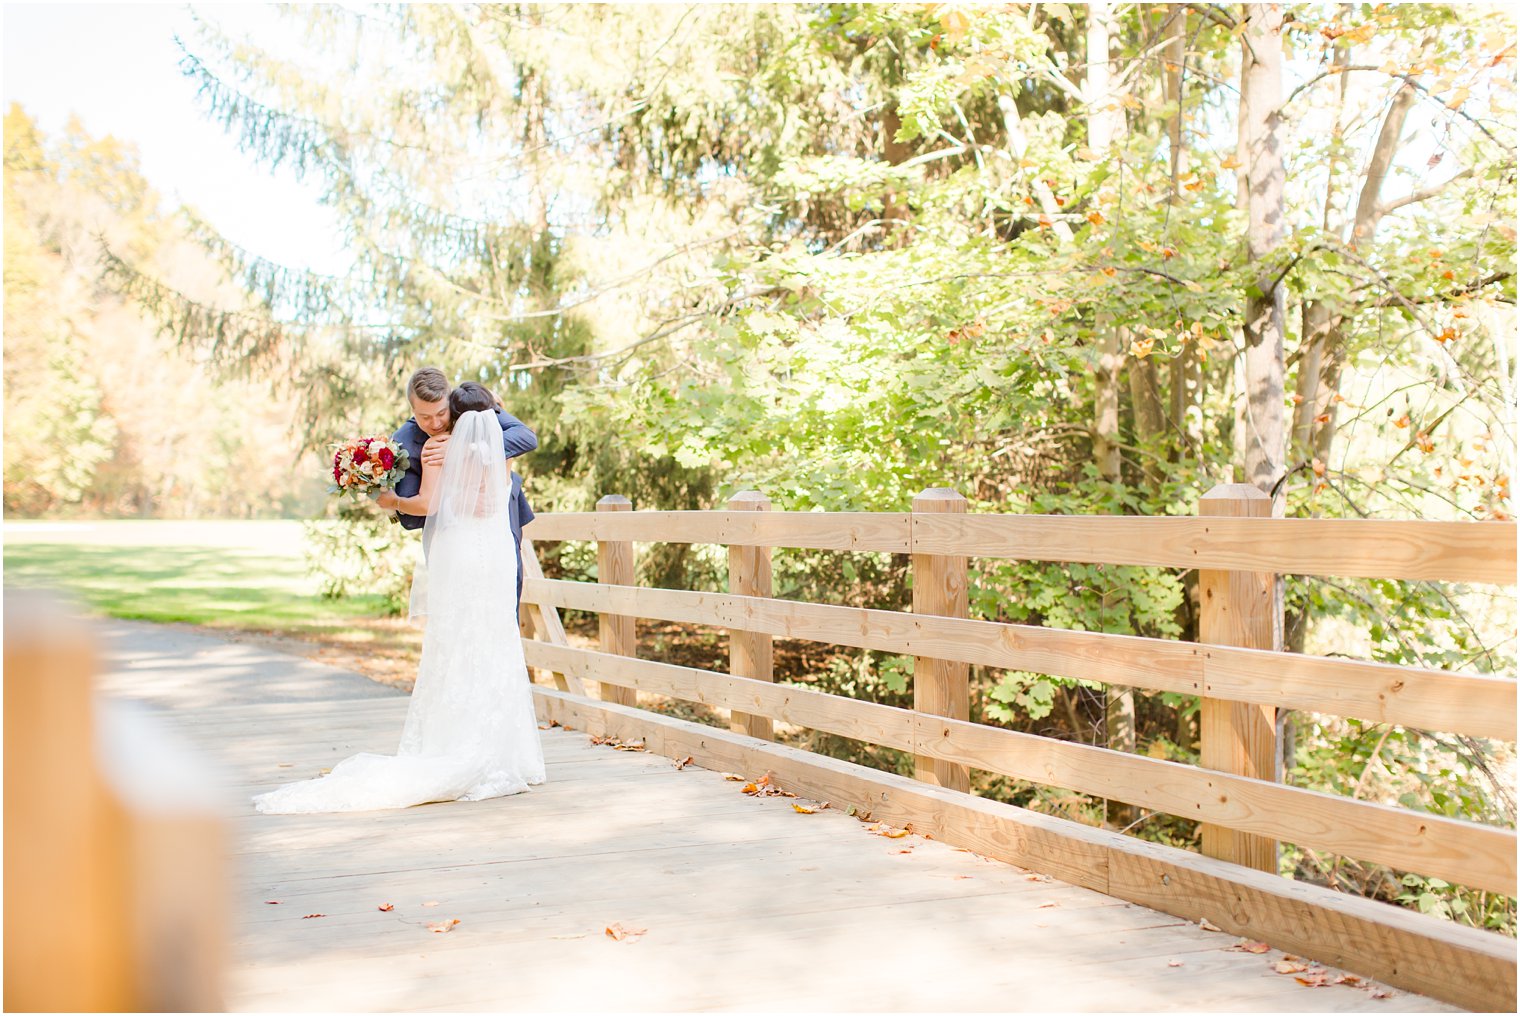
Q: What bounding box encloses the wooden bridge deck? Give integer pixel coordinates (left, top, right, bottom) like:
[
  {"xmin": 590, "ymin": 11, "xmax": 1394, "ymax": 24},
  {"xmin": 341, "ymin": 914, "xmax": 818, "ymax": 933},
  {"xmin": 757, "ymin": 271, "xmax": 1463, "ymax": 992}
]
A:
[{"xmin": 93, "ymin": 619, "xmax": 1460, "ymax": 1013}]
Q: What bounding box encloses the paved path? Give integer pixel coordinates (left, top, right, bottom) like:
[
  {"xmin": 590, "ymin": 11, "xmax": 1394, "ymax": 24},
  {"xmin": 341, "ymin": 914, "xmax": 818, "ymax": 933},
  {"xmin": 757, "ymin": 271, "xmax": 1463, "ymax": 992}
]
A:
[{"xmin": 95, "ymin": 620, "xmax": 1458, "ymax": 1013}]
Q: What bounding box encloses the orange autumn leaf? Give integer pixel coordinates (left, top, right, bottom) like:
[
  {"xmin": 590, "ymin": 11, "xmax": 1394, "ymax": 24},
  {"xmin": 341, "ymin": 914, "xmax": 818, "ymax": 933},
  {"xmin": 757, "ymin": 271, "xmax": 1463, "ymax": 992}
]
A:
[
  {"xmin": 1394, "ymin": 414, "xmax": 1411, "ymax": 429},
  {"xmin": 378, "ymin": 903, "xmax": 394, "ymax": 912},
  {"xmin": 426, "ymin": 918, "xmax": 461, "ymax": 933},
  {"xmin": 302, "ymin": 913, "xmax": 326, "ymax": 919},
  {"xmin": 605, "ymin": 922, "xmax": 647, "ymax": 941},
  {"xmin": 1290, "ymin": 393, "xmax": 1304, "ymax": 405},
  {"xmin": 793, "ymin": 803, "xmax": 816, "ymax": 814}
]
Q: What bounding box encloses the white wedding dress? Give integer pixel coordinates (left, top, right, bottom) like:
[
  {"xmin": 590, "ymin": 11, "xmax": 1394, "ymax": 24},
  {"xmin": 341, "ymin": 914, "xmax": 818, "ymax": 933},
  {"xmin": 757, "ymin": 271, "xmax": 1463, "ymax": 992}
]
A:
[{"xmin": 253, "ymin": 410, "xmax": 546, "ymax": 814}]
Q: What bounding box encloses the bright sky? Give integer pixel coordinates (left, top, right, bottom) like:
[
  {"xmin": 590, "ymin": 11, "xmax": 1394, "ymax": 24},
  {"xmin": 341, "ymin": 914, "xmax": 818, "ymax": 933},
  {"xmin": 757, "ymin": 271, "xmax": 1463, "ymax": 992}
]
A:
[{"xmin": 2, "ymin": 2, "xmax": 349, "ymax": 275}]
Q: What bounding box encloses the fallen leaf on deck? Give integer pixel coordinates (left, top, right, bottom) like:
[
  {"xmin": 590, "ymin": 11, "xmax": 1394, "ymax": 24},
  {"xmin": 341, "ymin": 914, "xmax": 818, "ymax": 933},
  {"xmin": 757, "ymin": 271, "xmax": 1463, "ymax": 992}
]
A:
[
  {"xmin": 953, "ymin": 875, "xmax": 973, "ymax": 880},
  {"xmin": 613, "ymin": 739, "xmax": 646, "ymax": 752},
  {"xmin": 1023, "ymin": 874, "xmax": 1049, "ymax": 882},
  {"xmin": 426, "ymin": 918, "xmax": 461, "ymax": 933},
  {"xmin": 757, "ymin": 773, "xmax": 773, "ymax": 786},
  {"xmin": 722, "ymin": 773, "xmax": 745, "ymax": 781},
  {"xmin": 422, "ymin": 901, "xmax": 440, "ymax": 907},
  {"xmin": 674, "ymin": 756, "xmax": 694, "ymax": 770},
  {"xmin": 1275, "ymin": 960, "xmax": 1307, "ymax": 974},
  {"xmin": 1337, "ymin": 975, "xmax": 1363, "ymax": 987},
  {"xmin": 1198, "ymin": 917, "xmax": 1223, "ymax": 932},
  {"xmin": 605, "ymin": 922, "xmax": 646, "ymax": 941},
  {"xmin": 1294, "ymin": 971, "xmax": 1332, "ymax": 988},
  {"xmin": 881, "ymin": 828, "xmax": 909, "ymax": 839},
  {"xmin": 892, "ymin": 848, "xmax": 913, "ymax": 854},
  {"xmin": 264, "ymin": 900, "xmax": 281, "ymax": 905},
  {"xmin": 1222, "ymin": 936, "xmax": 1270, "ymax": 955},
  {"xmin": 378, "ymin": 904, "xmax": 395, "ymax": 912},
  {"xmin": 1038, "ymin": 901, "xmax": 1060, "ymax": 909},
  {"xmin": 319, "ymin": 768, "xmax": 332, "ymax": 775},
  {"xmin": 1168, "ymin": 959, "xmax": 1184, "ymax": 968},
  {"xmin": 302, "ymin": 913, "xmax": 325, "ymax": 919},
  {"xmin": 792, "ymin": 803, "xmax": 815, "ymax": 813},
  {"xmin": 276, "ymin": 763, "xmax": 294, "ymax": 768},
  {"xmin": 1368, "ymin": 989, "xmax": 1391, "ymax": 999},
  {"xmin": 741, "ymin": 782, "xmax": 759, "ymax": 794}
]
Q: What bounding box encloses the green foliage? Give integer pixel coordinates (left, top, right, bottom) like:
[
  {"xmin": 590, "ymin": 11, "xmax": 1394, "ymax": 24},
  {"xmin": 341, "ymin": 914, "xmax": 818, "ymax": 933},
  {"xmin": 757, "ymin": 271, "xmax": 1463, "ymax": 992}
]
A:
[{"xmin": 303, "ymin": 505, "xmax": 416, "ymax": 615}]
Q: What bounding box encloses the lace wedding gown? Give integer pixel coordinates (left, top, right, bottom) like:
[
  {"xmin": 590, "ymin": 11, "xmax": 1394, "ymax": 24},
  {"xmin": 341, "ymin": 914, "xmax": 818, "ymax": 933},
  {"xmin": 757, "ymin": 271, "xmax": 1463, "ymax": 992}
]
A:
[{"xmin": 253, "ymin": 411, "xmax": 546, "ymax": 814}]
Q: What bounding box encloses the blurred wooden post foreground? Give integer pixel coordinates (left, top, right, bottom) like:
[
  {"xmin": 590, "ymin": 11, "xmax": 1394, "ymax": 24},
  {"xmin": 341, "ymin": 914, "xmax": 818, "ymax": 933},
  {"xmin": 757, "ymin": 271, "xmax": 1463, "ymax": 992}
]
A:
[{"xmin": 4, "ymin": 592, "xmax": 227, "ymax": 1011}]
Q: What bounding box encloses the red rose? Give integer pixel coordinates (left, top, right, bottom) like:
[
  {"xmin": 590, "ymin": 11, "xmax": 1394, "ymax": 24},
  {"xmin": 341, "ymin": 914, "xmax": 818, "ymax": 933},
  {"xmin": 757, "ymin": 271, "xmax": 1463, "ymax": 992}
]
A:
[
  {"xmin": 378, "ymin": 447, "xmax": 395, "ymax": 469},
  {"xmin": 353, "ymin": 446, "xmax": 368, "ymax": 465},
  {"xmin": 333, "ymin": 465, "xmax": 342, "ymax": 481}
]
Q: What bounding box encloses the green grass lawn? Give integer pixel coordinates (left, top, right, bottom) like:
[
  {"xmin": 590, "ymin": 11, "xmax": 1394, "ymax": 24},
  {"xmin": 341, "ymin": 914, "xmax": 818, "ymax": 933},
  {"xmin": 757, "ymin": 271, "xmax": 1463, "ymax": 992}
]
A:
[{"xmin": 3, "ymin": 520, "xmax": 391, "ymax": 633}]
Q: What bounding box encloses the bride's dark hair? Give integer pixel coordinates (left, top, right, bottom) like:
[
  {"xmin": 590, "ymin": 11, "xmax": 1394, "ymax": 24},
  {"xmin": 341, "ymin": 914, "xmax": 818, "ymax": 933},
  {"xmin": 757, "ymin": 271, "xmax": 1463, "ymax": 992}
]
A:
[{"xmin": 448, "ymin": 382, "xmax": 498, "ymax": 426}]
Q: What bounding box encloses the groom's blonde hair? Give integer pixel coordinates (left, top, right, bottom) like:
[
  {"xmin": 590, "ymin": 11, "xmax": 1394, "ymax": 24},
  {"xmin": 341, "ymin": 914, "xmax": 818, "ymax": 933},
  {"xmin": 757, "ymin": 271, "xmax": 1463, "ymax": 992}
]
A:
[{"xmin": 407, "ymin": 367, "xmax": 449, "ymax": 404}]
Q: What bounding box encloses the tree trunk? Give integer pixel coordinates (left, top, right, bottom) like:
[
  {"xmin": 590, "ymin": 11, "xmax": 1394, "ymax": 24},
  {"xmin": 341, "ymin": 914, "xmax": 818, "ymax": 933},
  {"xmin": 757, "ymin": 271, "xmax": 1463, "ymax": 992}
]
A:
[
  {"xmin": 1237, "ymin": 3, "xmax": 1287, "ymax": 509},
  {"xmin": 1084, "ymin": 2, "xmax": 1137, "ymax": 827},
  {"xmin": 1088, "ymin": 3, "xmax": 1124, "ymax": 487}
]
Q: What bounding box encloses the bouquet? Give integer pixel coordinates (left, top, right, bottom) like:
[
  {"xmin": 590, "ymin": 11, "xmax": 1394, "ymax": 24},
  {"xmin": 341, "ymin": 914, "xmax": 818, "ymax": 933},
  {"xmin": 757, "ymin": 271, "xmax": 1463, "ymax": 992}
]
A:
[{"xmin": 329, "ymin": 436, "xmax": 410, "ymax": 501}]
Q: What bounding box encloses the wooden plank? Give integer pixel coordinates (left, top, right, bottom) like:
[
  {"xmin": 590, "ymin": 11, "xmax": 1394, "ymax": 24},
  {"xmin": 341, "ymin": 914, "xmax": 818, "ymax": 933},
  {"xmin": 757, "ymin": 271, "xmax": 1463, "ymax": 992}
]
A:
[
  {"xmin": 596, "ymin": 496, "xmax": 637, "ymax": 709},
  {"xmin": 911, "ymin": 513, "xmax": 1517, "ymax": 586},
  {"xmin": 530, "ymin": 687, "xmax": 1516, "ymax": 1012},
  {"xmin": 522, "ymin": 578, "xmax": 1517, "ymax": 740},
  {"xmin": 5, "ymin": 597, "xmax": 136, "ymax": 1011},
  {"xmin": 916, "ymin": 713, "xmax": 1516, "ymax": 897},
  {"xmin": 525, "ymin": 642, "xmax": 1515, "ymax": 896},
  {"xmin": 1200, "ymin": 648, "xmax": 1516, "ymax": 741},
  {"xmin": 911, "ymin": 488, "xmax": 970, "ymax": 793},
  {"xmin": 525, "ymin": 510, "xmax": 913, "ymax": 553},
  {"xmin": 524, "ymin": 641, "xmax": 915, "ymax": 752},
  {"xmin": 727, "ymin": 491, "xmax": 774, "ymax": 741},
  {"xmin": 518, "ymin": 536, "xmax": 583, "ymax": 696},
  {"xmin": 1198, "ymin": 483, "xmax": 1279, "ymax": 873}
]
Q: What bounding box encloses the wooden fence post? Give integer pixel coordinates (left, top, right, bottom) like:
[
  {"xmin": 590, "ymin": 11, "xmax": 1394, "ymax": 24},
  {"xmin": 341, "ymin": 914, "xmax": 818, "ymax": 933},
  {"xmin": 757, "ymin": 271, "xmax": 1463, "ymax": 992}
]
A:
[
  {"xmin": 596, "ymin": 495, "xmax": 638, "ymax": 708},
  {"xmin": 727, "ymin": 490, "xmax": 774, "ymax": 740},
  {"xmin": 1198, "ymin": 482, "xmax": 1279, "ymax": 872},
  {"xmin": 911, "ymin": 487, "xmax": 971, "ymax": 793}
]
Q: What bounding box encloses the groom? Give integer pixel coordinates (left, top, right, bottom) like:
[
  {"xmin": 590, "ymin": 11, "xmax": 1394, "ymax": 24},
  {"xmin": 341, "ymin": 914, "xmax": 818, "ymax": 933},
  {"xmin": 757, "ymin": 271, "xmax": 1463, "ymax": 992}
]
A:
[{"xmin": 372, "ymin": 367, "xmax": 537, "ymax": 603}]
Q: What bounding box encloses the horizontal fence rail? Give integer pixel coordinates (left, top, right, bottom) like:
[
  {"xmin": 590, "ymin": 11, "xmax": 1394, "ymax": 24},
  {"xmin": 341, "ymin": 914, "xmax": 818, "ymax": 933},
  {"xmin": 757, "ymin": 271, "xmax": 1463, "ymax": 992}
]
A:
[
  {"xmin": 523, "ymin": 578, "xmax": 1517, "ymax": 741},
  {"xmin": 527, "ymin": 510, "xmax": 1517, "ymax": 585}
]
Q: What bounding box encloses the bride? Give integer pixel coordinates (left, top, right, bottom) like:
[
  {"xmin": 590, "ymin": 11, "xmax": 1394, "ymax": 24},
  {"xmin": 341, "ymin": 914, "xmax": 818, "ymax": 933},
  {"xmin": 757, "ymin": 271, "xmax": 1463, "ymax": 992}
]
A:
[{"xmin": 253, "ymin": 385, "xmax": 547, "ymax": 813}]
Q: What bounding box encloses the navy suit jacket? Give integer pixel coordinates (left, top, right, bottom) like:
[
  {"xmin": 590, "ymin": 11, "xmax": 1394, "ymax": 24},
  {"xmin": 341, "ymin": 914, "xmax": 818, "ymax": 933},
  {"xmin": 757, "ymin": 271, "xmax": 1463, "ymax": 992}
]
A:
[{"xmin": 391, "ymin": 408, "xmax": 537, "ymax": 601}]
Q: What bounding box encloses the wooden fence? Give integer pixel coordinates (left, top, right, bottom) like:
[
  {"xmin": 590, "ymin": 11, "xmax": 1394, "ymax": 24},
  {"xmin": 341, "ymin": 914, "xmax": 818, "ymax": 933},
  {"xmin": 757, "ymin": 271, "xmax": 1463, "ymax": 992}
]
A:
[{"xmin": 516, "ymin": 483, "xmax": 1517, "ymax": 1012}]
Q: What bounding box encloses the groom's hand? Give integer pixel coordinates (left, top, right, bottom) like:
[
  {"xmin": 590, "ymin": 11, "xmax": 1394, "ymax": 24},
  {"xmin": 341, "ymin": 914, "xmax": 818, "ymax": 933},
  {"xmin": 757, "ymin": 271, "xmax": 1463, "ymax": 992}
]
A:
[{"xmin": 422, "ymin": 435, "xmax": 449, "ymax": 468}]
